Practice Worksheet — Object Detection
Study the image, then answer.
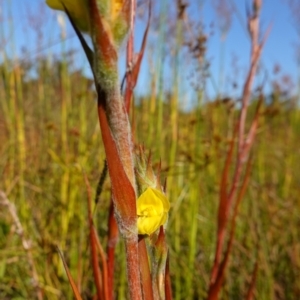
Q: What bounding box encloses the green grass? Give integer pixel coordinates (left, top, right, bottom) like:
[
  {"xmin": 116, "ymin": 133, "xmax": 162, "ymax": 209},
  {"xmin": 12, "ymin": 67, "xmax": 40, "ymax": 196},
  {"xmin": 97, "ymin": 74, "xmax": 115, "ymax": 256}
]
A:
[{"xmin": 1, "ymin": 54, "xmax": 299, "ymax": 299}]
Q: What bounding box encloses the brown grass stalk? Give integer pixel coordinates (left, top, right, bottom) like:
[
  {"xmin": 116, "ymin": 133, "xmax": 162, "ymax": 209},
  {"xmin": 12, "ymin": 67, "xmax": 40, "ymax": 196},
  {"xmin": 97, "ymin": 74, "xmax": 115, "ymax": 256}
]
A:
[
  {"xmin": 57, "ymin": 247, "xmax": 83, "ymax": 300},
  {"xmin": 165, "ymin": 251, "xmax": 173, "ymax": 300},
  {"xmin": 84, "ymin": 172, "xmax": 105, "ymax": 300},
  {"xmin": 208, "ymin": 0, "xmax": 269, "ymax": 298},
  {"xmin": 208, "ymin": 154, "xmax": 253, "ymax": 299},
  {"xmin": 106, "ymin": 200, "xmax": 118, "ymax": 299},
  {"xmin": 94, "ymin": 226, "xmax": 109, "ymax": 300},
  {"xmin": 124, "ymin": 0, "xmax": 151, "ymax": 112},
  {"xmin": 138, "ymin": 237, "xmax": 154, "ymax": 300}
]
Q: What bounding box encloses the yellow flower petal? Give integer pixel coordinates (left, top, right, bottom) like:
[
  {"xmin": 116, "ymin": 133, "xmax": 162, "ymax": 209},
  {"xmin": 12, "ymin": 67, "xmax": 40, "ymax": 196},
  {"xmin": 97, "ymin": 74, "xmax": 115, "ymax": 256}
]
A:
[
  {"xmin": 46, "ymin": 0, "xmax": 90, "ymax": 32},
  {"xmin": 137, "ymin": 188, "xmax": 170, "ymax": 235},
  {"xmin": 111, "ymin": 0, "xmax": 123, "ymax": 21},
  {"xmin": 137, "ymin": 214, "xmax": 163, "ymax": 236}
]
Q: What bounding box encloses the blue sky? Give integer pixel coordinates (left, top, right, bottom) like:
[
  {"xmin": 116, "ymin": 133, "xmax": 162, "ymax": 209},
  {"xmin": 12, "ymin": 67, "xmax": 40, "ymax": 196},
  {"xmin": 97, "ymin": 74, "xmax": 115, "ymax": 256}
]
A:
[{"xmin": 1, "ymin": 0, "xmax": 299, "ymax": 106}]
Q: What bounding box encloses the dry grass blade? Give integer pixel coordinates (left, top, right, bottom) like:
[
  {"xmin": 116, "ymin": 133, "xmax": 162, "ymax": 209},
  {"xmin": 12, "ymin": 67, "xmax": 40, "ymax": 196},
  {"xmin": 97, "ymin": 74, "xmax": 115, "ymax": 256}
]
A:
[
  {"xmin": 93, "ymin": 225, "xmax": 109, "ymax": 300},
  {"xmin": 153, "ymin": 227, "xmax": 168, "ymax": 299},
  {"xmin": 131, "ymin": 0, "xmax": 151, "ymax": 85},
  {"xmin": 138, "ymin": 237, "xmax": 154, "ymax": 300},
  {"xmin": 57, "ymin": 247, "xmax": 83, "ymax": 300},
  {"xmin": 165, "ymin": 251, "xmax": 173, "ymax": 300},
  {"xmin": 209, "ymin": 124, "xmax": 237, "ymax": 285},
  {"xmin": 208, "ymin": 156, "xmax": 253, "ymax": 300},
  {"xmin": 246, "ymin": 260, "xmax": 259, "ymax": 300},
  {"xmin": 208, "ymin": 1, "xmax": 269, "ymax": 297},
  {"xmin": 124, "ymin": 0, "xmax": 152, "ymax": 112},
  {"xmin": 83, "ymin": 171, "xmax": 104, "ymax": 300},
  {"xmin": 242, "ymin": 95, "xmax": 262, "ymax": 157},
  {"xmin": 122, "ymin": 0, "xmax": 135, "ymax": 105},
  {"xmin": 218, "ymin": 124, "xmax": 237, "ymax": 229}
]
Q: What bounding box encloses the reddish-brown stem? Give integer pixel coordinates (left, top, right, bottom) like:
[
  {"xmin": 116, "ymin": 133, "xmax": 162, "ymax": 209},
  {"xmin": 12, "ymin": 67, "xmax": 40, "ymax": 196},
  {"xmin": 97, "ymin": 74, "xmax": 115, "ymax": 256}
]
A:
[
  {"xmin": 124, "ymin": 0, "xmax": 135, "ymax": 112},
  {"xmin": 124, "ymin": 0, "xmax": 151, "ymax": 112},
  {"xmin": 125, "ymin": 238, "xmax": 143, "ymax": 300},
  {"xmin": 97, "ymin": 103, "xmax": 142, "ymax": 299},
  {"xmin": 165, "ymin": 252, "xmax": 173, "ymax": 300},
  {"xmin": 138, "ymin": 237, "xmax": 154, "ymax": 300},
  {"xmin": 208, "ymin": 1, "xmax": 268, "ymax": 298},
  {"xmin": 65, "ymin": 0, "xmax": 144, "ymax": 298},
  {"xmin": 239, "ymin": 0, "xmax": 262, "ymax": 153},
  {"xmin": 106, "ymin": 200, "xmax": 118, "ymax": 300},
  {"xmin": 90, "ymin": 226, "xmax": 104, "ymax": 300},
  {"xmin": 57, "ymin": 247, "xmax": 83, "ymax": 300},
  {"xmin": 123, "ymin": 3, "xmax": 155, "ymax": 299},
  {"xmin": 230, "ymin": 3, "xmax": 269, "ymax": 208},
  {"xmin": 208, "ymin": 156, "xmax": 253, "ymax": 299},
  {"xmin": 93, "ymin": 226, "xmax": 109, "ymax": 300},
  {"xmin": 210, "ymin": 126, "xmax": 237, "ymax": 285},
  {"xmin": 84, "ymin": 172, "xmax": 104, "ymax": 300}
]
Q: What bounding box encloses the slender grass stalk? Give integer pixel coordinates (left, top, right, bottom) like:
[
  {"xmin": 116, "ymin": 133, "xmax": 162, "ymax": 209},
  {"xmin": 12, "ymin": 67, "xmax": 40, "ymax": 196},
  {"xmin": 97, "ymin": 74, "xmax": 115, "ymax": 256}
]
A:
[
  {"xmin": 14, "ymin": 66, "xmax": 27, "ymax": 220},
  {"xmin": 156, "ymin": 0, "xmax": 167, "ymax": 154},
  {"xmin": 0, "ymin": 61, "xmax": 13, "ymax": 191},
  {"xmin": 169, "ymin": 10, "xmax": 181, "ymax": 171},
  {"xmin": 59, "ymin": 49, "xmax": 71, "ymax": 251},
  {"xmin": 174, "ymin": 192, "xmax": 181, "ymax": 300},
  {"xmin": 186, "ymin": 181, "xmax": 200, "ymax": 299},
  {"xmin": 208, "ymin": 1, "xmax": 271, "ymax": 298},
  {"xmin": 147, "ymin": 72, "xmax": 157, "ymax": 147}
]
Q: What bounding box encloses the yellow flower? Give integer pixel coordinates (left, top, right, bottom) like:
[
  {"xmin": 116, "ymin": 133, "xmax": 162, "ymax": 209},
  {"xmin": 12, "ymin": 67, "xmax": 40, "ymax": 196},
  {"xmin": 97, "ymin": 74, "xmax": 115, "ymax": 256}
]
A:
[
  {"xmin": 137, "ymin": 188, "xmax": 170, "ymax": 235},
  {"xmin": 46, "ymin": 0, "xmax": 90, "ymax": 32},
  {"xmin": 110, "ymin": 0, "xmax": 123, "ymax": 21}
]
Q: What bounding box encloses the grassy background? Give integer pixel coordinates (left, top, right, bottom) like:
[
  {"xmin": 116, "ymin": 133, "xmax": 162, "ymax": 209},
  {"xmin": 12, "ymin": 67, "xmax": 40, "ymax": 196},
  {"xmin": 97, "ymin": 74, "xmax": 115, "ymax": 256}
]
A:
[
  {"xmin": 0, "ymin": 55, "xmax": 299, "ymax": 299},
  {"xmin": 1, "ymin": 1, "xmax": 300, "ymax": 298}
]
